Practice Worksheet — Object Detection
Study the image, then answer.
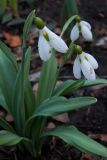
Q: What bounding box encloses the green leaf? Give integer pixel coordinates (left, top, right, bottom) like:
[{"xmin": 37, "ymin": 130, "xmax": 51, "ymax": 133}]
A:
[
  {"xmin": 7, "ymin": 17, "xmax": 25, "ymax": 26},
  {"xmin": 0, "ymin": 0, "xmax": 7, "ymax": 15},
  {"xmin": 54, "ymin": 79, "xmax": 107, "ymax": 96},
  {"xmin": 24, "ymin": 96, "xmax": 96, "ymax": 135},
  {"xmin": 28, "ymin": 52, "xmax": 57, "ymax": 145},
  {"xmin": 64, "ymin": 42, "xmax": 75, "ymax": 60},
  {"xmin": 54, "ymin": 79, "xmax": 85, "ymax": 96},
  {"xmin": 0, "ymin": 118, "xmax": 15, "ymax": 132},
  {"xmin": 0, "ymin": 49, "xmax": 17, "ymax": 112},
  {"xmin": 83, "ymin": 79, "xmax": 107, "ymax": 87},
  {"xmin": 2, "ymin": 12, "xmax": 12, "ymax": 23},
  {"xmin": 43, "ymin": 126, "xmax": 107, "ymax": 157},
  {"xmin": 12, "ymin": 47, "xmax": 31, "ymax": 132},
  {"xmin": 61, "ymin": 15, "xmax": 78, "ymax": 37},
  {"xmin": 33, "ymin": 96, "xmax": 97, "ymax": 117},
  {"xmin": 24, "ymin": 48, "xmax": 35, "ymax": 117},
  {"xmin": 61, "ymin": 0, "xmax": 78, "ymax": 33},
  {"xmin": 24, "ymin": 48, "xmax": 32, "ymax": 84},
  {"xmin": 9, "ymin": 0, "xmax": 18, "ymax": 13},
  {"xmin": 65, "ymin": 0, "xmax": 78, "ymax": 17},
  {"xmin": 12, "ymin": 67, "xmax": 25, "ymax": 132},
  {"xmin": 0, "ymin": 130, "xmax": 35, "ymax": 156},
  {"xmin": 23, "ymin": 10, "xmax": 35, "ymax": 48},
  {"xmin": 0, "ymin": 41, "xmax": 18, "ymax": 70},
  {"xmin": 24, "ymin": 80, "xmax": 36, "ymax": 118},
  {"xmin": 36, "ymin": 51, "xmax": 57, "ymax": 106},
  {"xmin": 0, "ymin": 89, "xmax": 8, "ymax": 111},
  {"xmin": 0, "ymin": 130, "xmax": 29, "ymax": 146}
]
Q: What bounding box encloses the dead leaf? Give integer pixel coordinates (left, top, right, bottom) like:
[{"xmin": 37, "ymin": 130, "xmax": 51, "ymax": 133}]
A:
[
  {"xmin": 3, "ymin": 31, "xmax": 21, "ymax": 47},
  {"xmin": 90, "ymin": 133, "xmax": 107, "ymax": 143},
  {"xmin": 5, "ymin": 114, "xmax": 13, "ymax": 122},
  {"xmin": 47, "ymin": 122, "xmax": 55, "ymax": 130},
  {"xmin": 32, "ymin": 83, "xmax": 39, "ymax": 92},
  {"xmin": 53, "ymin": 113, "xmax": 69, "ymax": 123},
  {"xmin": 80, "ymin": 153, "xmax": 95, "ymax": 160}
]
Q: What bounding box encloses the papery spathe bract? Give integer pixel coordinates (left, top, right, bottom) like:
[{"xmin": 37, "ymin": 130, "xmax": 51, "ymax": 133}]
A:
[
  {"xmin": 38, "ymin": 26, "xmax": 68, "ymax": 61},
  {"xmin": 73, "ymin": 52, "xmax": 98, "ymax": 80},
  {"xmin": 70, "ymin": 20, "xmax": 93, "ymax": 41}
]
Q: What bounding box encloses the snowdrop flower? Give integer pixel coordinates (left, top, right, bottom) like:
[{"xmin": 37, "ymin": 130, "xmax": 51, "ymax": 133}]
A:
[
  {"xmin": 73, "ymin": 52, "xmax": 98, "ymax": 80},
  {"xmin": 38, "ymin": 26, "xmax": 68, "ymax": 61},
  {"xmin": 70, "ymin": 21, "xmax": 93, "ymax": 41}
]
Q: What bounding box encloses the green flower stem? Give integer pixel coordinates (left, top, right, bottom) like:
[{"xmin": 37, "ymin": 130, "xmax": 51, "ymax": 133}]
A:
[{"xmin": 56, "ymin": 41, "xmax": 75, "ymax": 79}]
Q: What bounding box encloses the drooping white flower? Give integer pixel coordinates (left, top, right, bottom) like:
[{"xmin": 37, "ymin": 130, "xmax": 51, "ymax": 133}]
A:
[
  {"xmin": 70, "ymin": 20, "xmax": 93, "ymax": 41},
  {"xmin": 38, "ymin": 26, "xmax": 68, "ymax": 61},
  {"xmin": 73, "ymin": 52, "xmax": 98, "ymax": 80}
]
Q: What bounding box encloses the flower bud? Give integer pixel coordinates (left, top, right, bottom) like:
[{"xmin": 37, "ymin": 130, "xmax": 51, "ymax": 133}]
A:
[
  {"xmin": 33, "ymin": 17, "xmax": 45, "ymax": 29},
  {"xmin": 75, "ymin": 16, "xmax": 81, "ymax": 22},
  {"xmin": 74, "ymin": 45, "xmax": 82, "ymax": 55}
]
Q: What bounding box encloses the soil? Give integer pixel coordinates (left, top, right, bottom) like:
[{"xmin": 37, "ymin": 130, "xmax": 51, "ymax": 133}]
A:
[{"xmin": 0, "ymin": 0, "xmax": 107, "ymax": 160}]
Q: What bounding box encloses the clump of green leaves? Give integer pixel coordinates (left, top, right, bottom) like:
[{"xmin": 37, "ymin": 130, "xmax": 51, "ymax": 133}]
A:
[{"xmin": 0, "ymin": 10, "xmax": 107, "ymax": 159}]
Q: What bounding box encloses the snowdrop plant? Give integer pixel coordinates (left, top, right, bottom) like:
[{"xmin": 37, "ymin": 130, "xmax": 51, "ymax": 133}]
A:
[{"xmin": 0, "ymin": 10, "xmax": 107, "ymax": 159}]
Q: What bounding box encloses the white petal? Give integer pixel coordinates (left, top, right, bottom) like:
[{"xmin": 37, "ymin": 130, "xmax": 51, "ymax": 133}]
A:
[
  {"xmin": 80, "ymin": 21, "xmax": 91, "ymax": 30},
  {"xmin": 70, "ymin": 23, "xmax": 79, "ymax": 41},
  {"xmin": 45, "ymin": 28, "xmax": 68, "ymax": 53},
  {"xmin": 38, "ymin": 35, "xmax": 51, "ymax": 61},
  {"xmin": 81, "ymin": 24, "xmax": 93, "ymax": 41},
  {"xmin": 80, "ymin": 57, "xmax": 96, "ymax": 80},
  {"xmin": 84, "ymin": 53, "xmax": 98, "ymax": 69},
  {"xmin": 73, "ymin": 57, "xmax": 81, "ymax": 79}
]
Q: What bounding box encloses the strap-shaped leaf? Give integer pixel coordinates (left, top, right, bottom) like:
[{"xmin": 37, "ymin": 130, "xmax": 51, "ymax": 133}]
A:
[
  {"xmin": 25, "ymin": 80, "xmax": 36, "ymax": 117},
  {"xmin": 0, "ymin": 41, "xmax": 18, "ymax": 70},
  {"xmin": 12, "ymin": 47, "xmax": 31, "ymax": 132},
  {"xmin": 0, "ymin": 89, "xmax": 8, "ymax": 111},
  {"xmin": 9, "ymin": 0, "xmax": 18, "ymax": 13},
  {"xmin": 24, "ymin": 49, "xmax": 36, "ymax": 117},
  {"xmin": 0, "ymin": 0, "xmax": 7, "ymax": 15},
  {"xmin": 64, "ymin": 0, "xmax": 78, "ymax": 18},
  {"xmin": 0, "ymin": 118, "xmax": 15, "ymax": 133},
  {"xmin": 54, "ymin": 79, "xmax": 107, "ymax": 96},
  {"xmin": 29, "ymin": 52, "xmax": 57, "ymax": 144},
  {"xmin": 0, "ymin": 130, "xmax": 23, "ymax": 146},
  {"xmin": 33, "ymin": 96, "xmax": 96, "ymax": 117},
  {"xmin": 36, "ymin": 51, "xmax": 57, "ymax": 106},
  {"xmin": 43, "ymin": 126, "xmax": 107, "ymax": 157},
  {"xmin": 61, "ymin": 15, "xmax": 78, "ymax": 37},
  {"xmin": 7, "ymin": 17, "xmax": 25, "ymax": 26},
  {"xmin": 23, "ymin": 10, "xmax": 35, "ymax": 47},
  {"xmin": 0, "ymin": 130, "xmax": 30, "ymax": 146},
  {"xmin": 54, "ymin": 79, "xmax": 85, "ymax": 96},
  {"xmin": 83, "ymin": 79, "xmax": 107, "ymax": 87},
  {"xmin": 24, "ymin": 96, "xmax": 96, "ymax": 135},
  {"xmin": 0, "ymin": 49, "xmax": 17, "ymax": 111},
  {"xmin": 0, "ymin": 130, "xmax": 36, "ymax": 157}
]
